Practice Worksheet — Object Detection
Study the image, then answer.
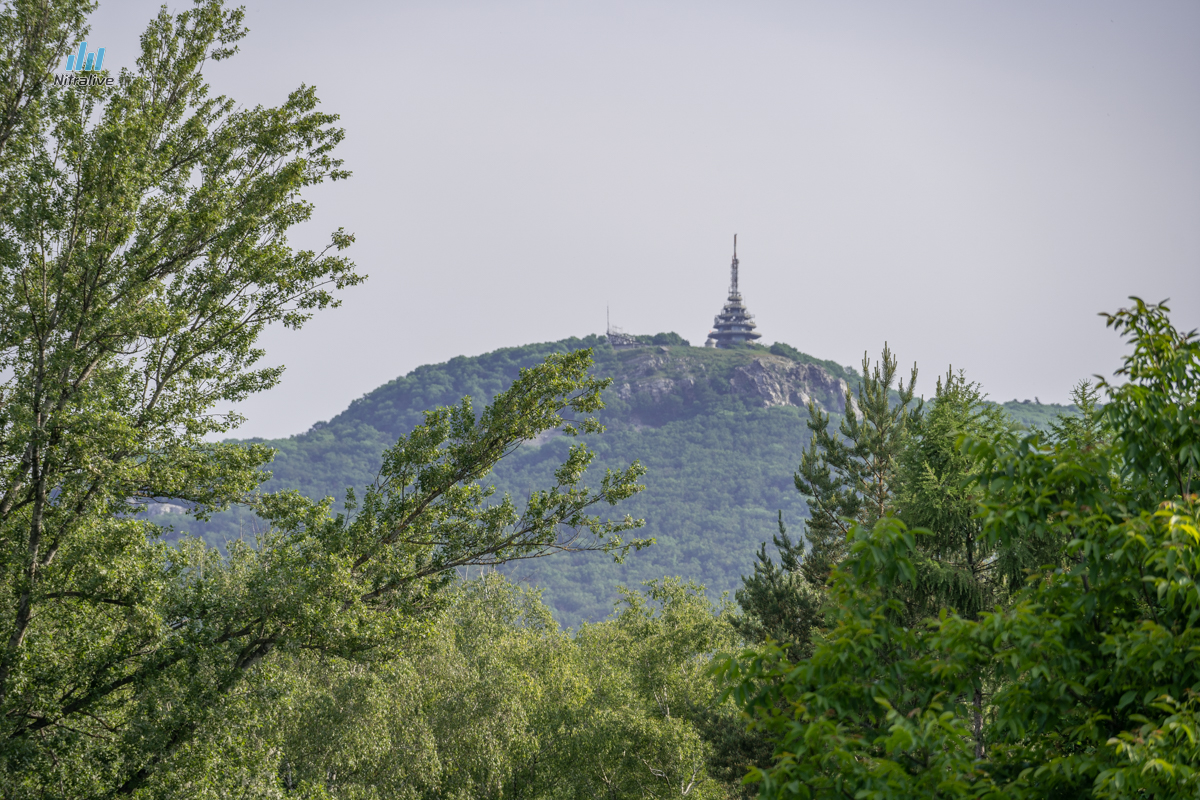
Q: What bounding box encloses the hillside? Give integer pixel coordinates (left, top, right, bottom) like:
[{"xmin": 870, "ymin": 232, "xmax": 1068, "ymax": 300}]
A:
[{"xmin": 175, "ymin": 335, "xmax": 1074, "ymax": 626}]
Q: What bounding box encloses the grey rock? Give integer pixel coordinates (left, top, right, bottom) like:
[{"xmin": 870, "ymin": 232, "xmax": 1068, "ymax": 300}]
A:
[
  {"xmin": 610, "ymin": 351, "xmax": 847, "ymax": 415},
  {"xmin": 729, "ymin": 357, "xmax": 848, "ymax": 412}
]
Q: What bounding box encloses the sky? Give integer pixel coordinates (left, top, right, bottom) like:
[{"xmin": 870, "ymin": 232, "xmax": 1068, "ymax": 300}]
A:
[{"xmin": 90, "ymin": 0, "xmax": 1200, "ymax": 439}]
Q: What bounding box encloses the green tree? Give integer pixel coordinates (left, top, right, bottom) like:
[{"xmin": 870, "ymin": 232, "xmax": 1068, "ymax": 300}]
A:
[
  {"xmin": 1047, "ymin": 379, "xmax": 1111, "ymax": 450},
  {"xmin": 732, "ymin": 513, "xmax": 824, "ymax": 661},
  {"xmin": 797, "ymin": 344, "xmax": 922, "ymax": 584},
  {"xmin": 0, "ymin": 2, "xmax": 645, "ymax": 795},
  {"xmin": 558, "ymin": 578, "xmax": 747, "ymax": 799},
  {"xmin": 736, "ymin": 345, "xmax": 921, "ymax": 656},
  {"xmin": 268, "ymin": 575, "xmax": 576, "ymax": 800},
  {"xmin": 893, "ymin": 369, "xmax": 1021, "ymax": 757},
  {"xmin": 179, "ymin": 574, "xmax": 748, "ymax": 799},
  {"xmin": 719, "ymin": 299, "xmax": 1200, "ymax": 799},
  {"xmin": 1098, "ymin": 298, "xmax": 1199, "ymax": 501}
]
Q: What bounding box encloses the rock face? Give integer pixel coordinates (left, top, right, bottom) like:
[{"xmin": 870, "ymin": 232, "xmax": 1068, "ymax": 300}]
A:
[
  {"xmin": 610, "ymin": 350, "xmax": 849, "ymax": 419},
  {"xmin": 730, "ymin": 357, "xmax": 849, "ymax": 412}
]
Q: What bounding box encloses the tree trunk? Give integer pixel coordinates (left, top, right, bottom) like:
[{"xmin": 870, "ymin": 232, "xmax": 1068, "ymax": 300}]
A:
[{"xmin": 973, "ymin": 687, "xmax": 985, "ymax": 759}]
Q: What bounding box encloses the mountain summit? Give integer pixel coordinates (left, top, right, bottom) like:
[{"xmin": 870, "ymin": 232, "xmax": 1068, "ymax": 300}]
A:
[
  {"xmin": 183, "ymin": 336, "xmax": 852, "ymax": 623},
  {"xmin": 181, "ymin": 335, "xmax": 1067, "ymax": 625}
]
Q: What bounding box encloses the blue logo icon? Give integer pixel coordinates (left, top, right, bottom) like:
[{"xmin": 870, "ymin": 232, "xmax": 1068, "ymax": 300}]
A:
[{"xmin": 66, "ymin": 42, "xmax": 104, "ymax": 72}]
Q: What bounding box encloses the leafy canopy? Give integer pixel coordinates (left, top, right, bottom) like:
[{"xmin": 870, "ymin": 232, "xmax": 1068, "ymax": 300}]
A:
[
  {"xmin": 0, "ymin": 1, "xmax": 645, "ymax": 795},
  {"xmin": 719, "ymin": 299, "xmax": 1200, "ymax": 800}
]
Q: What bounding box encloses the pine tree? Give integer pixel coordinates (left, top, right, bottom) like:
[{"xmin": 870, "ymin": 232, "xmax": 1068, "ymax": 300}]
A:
[
  {"xmin": 736, "ymin": 345, "xmax": 921, "ymax": 651},
  {"xmin": 897, "ymin": 369, "xmax": 1012, "ymax": 622},
  {"xmin": 894, "ymin": 368, "xmax": 1012, "ymax": 756},
  {"xmin": 1047, "ymin": 379, "xmax": 1111, "ymax": 450},
  {"xmin": 889, "ymin": 372, "xmax": 1099, "ymax": 758},
  {"xmin": 732, "ymin": 513, "xmax": 822, "ymax": 660},
  {"xmin": 795, "ymin": 343, "xmax": 922, "ymax": 585}
]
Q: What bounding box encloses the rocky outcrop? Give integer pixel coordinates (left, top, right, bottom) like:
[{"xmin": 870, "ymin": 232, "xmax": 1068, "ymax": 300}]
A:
[
  {"xmin": 612, "ymin": 354, "xmax": 698, "ymax": 405},
  {"xmin": 729, "ymin": 357, "xmax": 849, "ymax": 412},
  {"xmin": 609, "ymin": 351, "xmax": 848, "ymax": 416}
]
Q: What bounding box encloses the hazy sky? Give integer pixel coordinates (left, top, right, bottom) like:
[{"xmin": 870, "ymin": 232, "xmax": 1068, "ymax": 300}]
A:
[{"xmin": 91, "ymin": 1, "xmax": 1199, "ymax": 439}]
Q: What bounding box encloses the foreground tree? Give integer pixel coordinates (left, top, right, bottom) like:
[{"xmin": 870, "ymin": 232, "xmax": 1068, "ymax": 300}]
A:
[
  {"xmin": 0, "ymin": 2, "xmax": 645, "ymax": 795},
  {"xmin": 732, "ymin": 513, "xmax": 824, "ymax": 661},
  {"xmin": 720, "ymin": 299, "xmax": 1200, "ymax": 799},
  {"xmin": 796, "ymin": 343, "xmax": 922, "ymax": 584},
  {"xmin": 175, "ymin": 575, "xmax": 741, "ymax": 799},
  {"xmin": 736, "ymin": 345, "xmax": 921, "ymax": 657},
  {"xmin": 893, "ymin": 369, "xmax": 1021, "ymax": 757}
]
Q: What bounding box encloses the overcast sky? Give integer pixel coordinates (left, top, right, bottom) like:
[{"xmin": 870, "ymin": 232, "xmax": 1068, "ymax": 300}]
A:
[{"xmin": 91, "ymin": 1, "xmax": 1200, "ymax": 439}]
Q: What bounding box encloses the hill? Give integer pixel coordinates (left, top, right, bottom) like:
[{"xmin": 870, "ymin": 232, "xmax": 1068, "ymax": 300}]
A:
[{"xmin": 174, "ymin": 335, "xmax": 1074, "ymax": 626}]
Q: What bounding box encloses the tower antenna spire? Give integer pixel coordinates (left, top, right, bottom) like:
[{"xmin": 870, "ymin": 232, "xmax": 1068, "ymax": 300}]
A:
[{"xmin": 730, "ymin": 233, "xmax": 739, "ymax": 296}]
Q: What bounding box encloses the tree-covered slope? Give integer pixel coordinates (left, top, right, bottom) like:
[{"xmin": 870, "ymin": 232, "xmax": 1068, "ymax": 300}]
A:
[
  {"xmin": 175, "ymin": 337, "xmax": 850, "ymax": 622},
  {"xmin": 489, "ymin": 406, "xmax": 814, "ymax": 623},
  {"xmin": 175, "ymin": 335, "xmax": 1072, "ymax": 626}
]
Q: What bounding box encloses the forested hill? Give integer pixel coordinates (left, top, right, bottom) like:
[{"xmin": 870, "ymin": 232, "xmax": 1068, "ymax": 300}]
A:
[{"xmin": 178, "ymin": 335, "xmax": 1074, "ymax": 626}]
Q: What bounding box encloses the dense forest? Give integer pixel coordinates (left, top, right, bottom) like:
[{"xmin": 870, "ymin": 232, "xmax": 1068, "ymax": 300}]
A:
[{"xmin": 1, "ymin": 3, "xmax": 1196, "ymax": 798}]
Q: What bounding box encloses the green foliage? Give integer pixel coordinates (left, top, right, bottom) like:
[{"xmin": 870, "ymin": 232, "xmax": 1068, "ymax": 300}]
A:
[
  {"xmin": 633, "ymin": 331, "xmax": 692, "ymax": 347},
  {"xmin": 797, "ymin": 344, "xmax": 922, "ymax": 582},
  {"xmin": 720, "ymin": 517, "xmax": 985, "ymax": 799},
  {"xmin": 893, "ymin": 369, "xmax": 1028, "ymax": 757},
  {"xmin": 719, "ymin": 299, "xmax": 1200, "ymax": 799},
  {"xmin": 268, "ymin": 576, "xmax": 571, "ymax": 799},
  {"xmin": 0, "ymin": 0, "xmax": 358, "ymax": 792},
  {"xmin": 1099, "ymin": 297, "xmax": 1199, "ymax": 500},
  {"xmin": 735, "ymin": 347, "xmax": 1077, "ymax": 672},
  {"xmin": 558, "ymin": 578, "xmax": 747, "ymax": 798},
  {"xmin": 897, "ymin": 369, "xmax": 1021, "ymax": 622},
  {"xmin": 734, "ymin": 346, "xmax": 923, "ymax": 663},
  {"xmin": 0, "ymin": 2, "xmax": 643, "ymax": 793},
  {"xmin": 731, "ymin": 512, "xmax": 823, "ymax": 661},
  {"xmin": 169, "ymin": 574, "xmax": 751, "ymax": 799},
  {"xmin": 1, "ymin": 332, "xmax": 644, "ymax": 795},
  {"xmin": 1047, "ymin": 380, "xmax": 1110, "ymax": 451}
]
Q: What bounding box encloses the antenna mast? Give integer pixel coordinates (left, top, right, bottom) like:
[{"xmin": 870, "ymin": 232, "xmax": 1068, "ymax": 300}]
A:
[{"xmin": 730, "ymin": 234, "xmax": 739, "ymax": 296}]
